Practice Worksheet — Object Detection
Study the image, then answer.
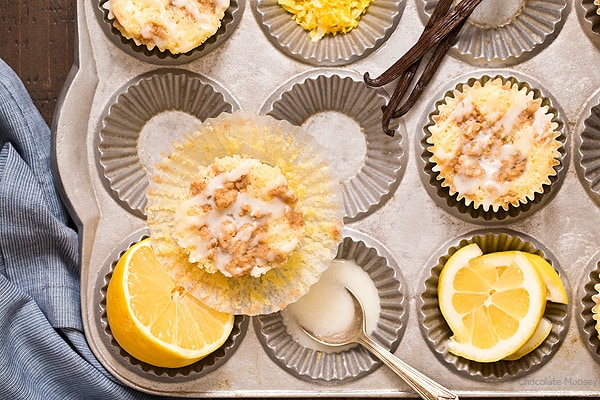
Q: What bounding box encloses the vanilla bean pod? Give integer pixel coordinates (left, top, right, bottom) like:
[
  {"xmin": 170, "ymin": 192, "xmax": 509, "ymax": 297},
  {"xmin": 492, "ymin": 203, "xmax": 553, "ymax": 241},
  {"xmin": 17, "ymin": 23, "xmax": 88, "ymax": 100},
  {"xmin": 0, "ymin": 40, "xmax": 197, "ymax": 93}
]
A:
[
  {"xmin": 378, "ymin": 0, "xmax": 454, "ymax": 135},
  {"xmin": 365, "ymin": 0, "xmax": 453, "ymax": 88},
  {"xmin": 364, "ymin": 0, "xmax": 482, "ymax": 88},
  {"xmin": 390, "ymin": 17, "xmax": 466, "ymax": 119}
]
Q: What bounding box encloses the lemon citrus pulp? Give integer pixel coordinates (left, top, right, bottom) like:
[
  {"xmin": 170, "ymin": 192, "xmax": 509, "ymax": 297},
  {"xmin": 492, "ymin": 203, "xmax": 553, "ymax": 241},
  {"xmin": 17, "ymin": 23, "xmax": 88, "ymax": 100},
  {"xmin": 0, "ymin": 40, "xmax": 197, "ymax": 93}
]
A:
[
  {"xmin": 106, "ymin": 238, "xmax": 234, "ymax": 368},
  {"xmin": 504, "ymin": 317, "xmax": 552, "ymax": 361},
  {"xmin": 438, "ymin": 244, "xmax": 547, "ymax": 362}
]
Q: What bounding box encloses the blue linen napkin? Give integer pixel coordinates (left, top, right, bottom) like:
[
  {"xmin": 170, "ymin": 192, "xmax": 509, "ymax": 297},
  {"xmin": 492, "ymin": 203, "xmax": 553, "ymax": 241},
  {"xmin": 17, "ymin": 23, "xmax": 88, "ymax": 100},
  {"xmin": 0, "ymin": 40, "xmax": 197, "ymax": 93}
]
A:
[{"xmin": 0, "ymin": 58, "xmax": 162, "ymax": 399}]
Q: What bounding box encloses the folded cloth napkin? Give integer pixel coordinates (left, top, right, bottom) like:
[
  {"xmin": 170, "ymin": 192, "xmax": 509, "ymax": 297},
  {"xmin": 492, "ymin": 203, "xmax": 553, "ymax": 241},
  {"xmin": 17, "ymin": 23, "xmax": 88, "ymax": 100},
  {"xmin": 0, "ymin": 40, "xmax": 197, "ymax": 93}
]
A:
[{"xmin": 0, "ymin": 58, "xmax": 163, "ymax": 399}]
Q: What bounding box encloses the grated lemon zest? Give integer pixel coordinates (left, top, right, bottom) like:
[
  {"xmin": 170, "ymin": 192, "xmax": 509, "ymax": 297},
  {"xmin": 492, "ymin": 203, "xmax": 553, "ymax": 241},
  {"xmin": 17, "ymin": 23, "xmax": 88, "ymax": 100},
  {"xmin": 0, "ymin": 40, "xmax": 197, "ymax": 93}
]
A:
[{"xmin": 278, "ymin": 0, "xmax": 373, "ymax": 41}]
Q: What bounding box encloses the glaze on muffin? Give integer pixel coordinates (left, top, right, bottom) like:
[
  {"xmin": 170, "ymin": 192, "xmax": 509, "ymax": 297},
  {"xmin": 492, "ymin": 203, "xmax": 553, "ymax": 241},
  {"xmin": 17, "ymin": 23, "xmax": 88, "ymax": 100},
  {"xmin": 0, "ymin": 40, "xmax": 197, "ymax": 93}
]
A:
[{"xmin": 427, "ymin": 77, "xmax": 562, "ymax": 212}]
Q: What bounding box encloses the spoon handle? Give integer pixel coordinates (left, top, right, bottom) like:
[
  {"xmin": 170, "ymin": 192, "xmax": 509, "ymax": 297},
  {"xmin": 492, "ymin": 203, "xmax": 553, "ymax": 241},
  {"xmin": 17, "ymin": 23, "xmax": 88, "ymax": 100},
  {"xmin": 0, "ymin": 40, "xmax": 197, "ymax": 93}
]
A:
[{"xmin": 358, "ymin": 334, "xmax": 458, "ymax": 400}]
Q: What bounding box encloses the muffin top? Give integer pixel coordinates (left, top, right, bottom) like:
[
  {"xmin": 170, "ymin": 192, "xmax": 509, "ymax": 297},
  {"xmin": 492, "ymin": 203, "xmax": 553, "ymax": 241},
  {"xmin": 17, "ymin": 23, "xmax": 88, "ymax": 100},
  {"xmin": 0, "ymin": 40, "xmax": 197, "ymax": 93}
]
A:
[
  {"xmin": 173, "ymin": 155, "xmax": 304, "ymax": 278},
  {"xmin": 106, "ymin": 0, "xmax": 230, "ymax": 54},
  {"xmin": 427, "ymin": 77, "xmax": 562, "ymax": 212}
]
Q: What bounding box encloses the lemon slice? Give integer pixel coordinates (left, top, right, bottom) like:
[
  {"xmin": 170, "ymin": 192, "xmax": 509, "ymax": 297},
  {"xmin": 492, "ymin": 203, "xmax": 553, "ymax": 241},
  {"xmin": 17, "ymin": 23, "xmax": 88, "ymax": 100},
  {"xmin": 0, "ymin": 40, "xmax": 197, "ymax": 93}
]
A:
[
  {"xmin": 106, "ymin": 238, "xmax": 234, "ymax": 368},
  {"xmin": 504, "ymin": 317, "xmax": 552, "ymax": 361},
  {"xmin": 476, "ymin": 251, "xmax": 568, "ymax": 304},
  {"xmin": 522, "ymin": 253, "xmax": 568, "ymax": 304},
  {"xmin": 438, "ymin": 245, "xmax": 546, "ymax": 362}
]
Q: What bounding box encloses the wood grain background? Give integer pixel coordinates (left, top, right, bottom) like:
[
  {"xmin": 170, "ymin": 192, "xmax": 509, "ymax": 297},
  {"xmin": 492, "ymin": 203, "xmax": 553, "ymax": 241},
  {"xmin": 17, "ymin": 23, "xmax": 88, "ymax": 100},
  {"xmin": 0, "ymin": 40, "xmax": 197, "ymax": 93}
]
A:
[{"xmin": 0, "ymin": 0, "xmax": 75, "ymax": 126}]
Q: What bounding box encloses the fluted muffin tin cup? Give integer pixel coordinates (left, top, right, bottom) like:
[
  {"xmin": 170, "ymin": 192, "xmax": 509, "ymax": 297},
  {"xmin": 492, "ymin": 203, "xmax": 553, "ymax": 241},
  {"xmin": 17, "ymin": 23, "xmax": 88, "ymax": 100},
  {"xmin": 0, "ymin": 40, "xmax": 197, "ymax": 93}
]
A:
[
  {"xmin": 416, "ymin": 70, "xmax": 569, "ymax": 225},
  {"xmin": 259, "ymin": 69, "xmax": 407, "ymax": 223},
  {"xmin": 417, "ymin": 229, "xmax": 571, "ymax": 381},
  {"xmin": 576, "ymin": 249, "xmax": 600, "ymax": 365},
  {"xmin": 96, "ymin": 228, "xmax": 249, "ymax": 384},
  {"xmin": 574, "ymin": 87, "xmax": 600, "ymax": 208},
  {"xmin": 416, "ymin": 0, "xmax": 568, "ymax": 67},
  {"xmin": 253, "ymin": 227, "xmax": 408, "ymax": 383},
  {"xmin": 95, "ymin": 0, "xmax": 245, "ymax": 65},
  {"xmin": 251, "ymin": 0, "xmax": 406, "ymax": 66},
  {"xmin": 96, "ymin": 69, "xmax": 240, "ymax": 218},
  {"xmin": 577, "ymin": 0, "xmax": 600, "ymax": 50}
]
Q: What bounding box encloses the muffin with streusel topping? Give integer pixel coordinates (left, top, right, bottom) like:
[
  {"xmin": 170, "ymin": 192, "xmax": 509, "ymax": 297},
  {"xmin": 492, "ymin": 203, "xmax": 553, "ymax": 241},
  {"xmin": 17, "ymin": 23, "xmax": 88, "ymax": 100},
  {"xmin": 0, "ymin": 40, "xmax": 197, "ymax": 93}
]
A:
[
  {"xmin": 173, "ymin": 155, "xmax": 305, "ymax": 279},
  {"xmin": 104, "ymin": 0, "xmax": 230, "ymax": 54},
  {"xmin": 146, "ymin": 112, "xmax": 343, "ymax": 316},
  {"xmin": 426, "ymin": 76, "xmax": 563, "ymax": 214}
]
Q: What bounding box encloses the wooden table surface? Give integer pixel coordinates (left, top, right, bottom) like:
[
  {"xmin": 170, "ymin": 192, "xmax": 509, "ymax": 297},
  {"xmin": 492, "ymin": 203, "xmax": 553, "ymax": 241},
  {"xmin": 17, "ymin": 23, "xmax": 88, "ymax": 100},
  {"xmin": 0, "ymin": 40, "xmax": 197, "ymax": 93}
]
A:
[
  {"xmin": 0, "ymin": 1, "xmax": 592, "ymax": 399},
  {"xmin": 0, "ymin": 0, "xmax": 75, "ymax": 126}
]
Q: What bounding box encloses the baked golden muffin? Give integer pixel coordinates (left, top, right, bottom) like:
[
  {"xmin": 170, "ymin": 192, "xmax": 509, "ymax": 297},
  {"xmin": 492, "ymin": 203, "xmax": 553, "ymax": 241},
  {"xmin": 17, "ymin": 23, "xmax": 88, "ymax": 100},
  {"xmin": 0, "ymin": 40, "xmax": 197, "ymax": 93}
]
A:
[
  {"xmin": 593, "ymin": 283, "xmax": 600, "ymax": 339},
  {"xmin": 596, "ymin": 0, "xmax": 600, "ymax": 15},
  {"xmin": 146, "ymin": 112, "xmax": 343, "ymax": 316},
  {"xmin": 426, "ymin": 77, "xmax": 562, "ymax": 212},
  {"xmin": 105, "ymin": 0, "xmax": 230, "ymax": 54},
  {"xmin": 173, "ymin": 155, "xmax": 305, "ymax": 278}
]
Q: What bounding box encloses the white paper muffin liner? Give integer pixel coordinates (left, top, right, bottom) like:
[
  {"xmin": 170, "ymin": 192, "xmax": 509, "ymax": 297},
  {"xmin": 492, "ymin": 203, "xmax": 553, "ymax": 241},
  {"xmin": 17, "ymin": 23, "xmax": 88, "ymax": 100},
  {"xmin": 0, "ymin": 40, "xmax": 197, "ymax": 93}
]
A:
[
  {"xmin": 145, "ymin": 111, "xmax": 344, "ymax": 316},
  {"xmin": 254, "ymin": 227, "xmax": 408, "ymax": 383},
  {"xmin": 576, "ymin": 250, "xmax": 600, "ymax": 365},
  {"xmin": 96, "ymin": 0, "xmax": 245, "ymax": 64},
  {"xmin": 417, "ymin": 0, "xmax": 568, "ymax": 66},
  {"xmin": 417, "ymin": 71, "xmax": 568, "ymax": 224},
  {"xmin": 97, "ymin": 228, "xmax": 249, "ymax": 379},
  {"xmin": 577, "ymin": 0, "xmax": 600, "ymax": 49},
  {"xmin": 97, "ymin": 69, "xmax": 239, "ymax": 218},
  {"xmin": 260, "ymin": 69, "xmax": 406, "ymax": 223},
  {"xmin": 251, "ymin": 0, "xmax": 406, "ymax": 66},
  {"xmin": 417, "ymin": 229, "xmax": 570, "ymax": 380},
  {"xmin": 574, "ymin": 88, "xmax": 600, "ymax": 208}
]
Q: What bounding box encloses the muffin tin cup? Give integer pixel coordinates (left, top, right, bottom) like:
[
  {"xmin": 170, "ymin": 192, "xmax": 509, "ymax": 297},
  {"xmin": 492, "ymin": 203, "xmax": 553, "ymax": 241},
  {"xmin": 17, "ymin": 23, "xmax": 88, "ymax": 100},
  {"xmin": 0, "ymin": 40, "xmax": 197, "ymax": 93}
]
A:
[
  {"xmin": 574, "ymin": 87, "xmax": 600, "ymax": 208},
  {"xmin": 260, "ymin": 69, "xmax": 407, "ymax": 223},
  {"xmin": 417, "ymin": 229, "xmax": 571, "ymax": 381},
  {"xmin": 251, "ymin": 0, "xmax": 406, "ymax": 66},
  {"xmin": 416, "ymin": 70, "xmax": 569, "ymax": 225},
  {"xmin": 95, "ymin": 0, "xmax": 245, "ymax": 65},
  {"xmin": 253, "ymin": 227, "xmax": 408, "ymax": 383},
  {"xmin": 416, "ymin": 0, "xmax": 568, "ymax": 67},
  {"xmin": 96, "ymin": 69, "xmax": 240, "ymax": 218},
  {"xmin": 576, "ymin": 249, "xmax": 600, "ymax": 365},
  {"xmin": 577, "ymin": 0, "xmax": 600, "ymax": 50},
  {"xmin": 96, "ymin": 228, "xmax": 249, "ymax": 383}
]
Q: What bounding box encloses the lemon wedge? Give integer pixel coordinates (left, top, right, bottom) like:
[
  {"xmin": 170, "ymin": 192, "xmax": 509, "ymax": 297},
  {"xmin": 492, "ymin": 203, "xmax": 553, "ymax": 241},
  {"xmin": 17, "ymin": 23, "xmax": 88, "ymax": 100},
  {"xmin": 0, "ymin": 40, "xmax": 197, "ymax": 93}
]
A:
[
  {"xmin": 504, "ymin": 317, "xmax": 553, "ymax": 361},
  {"xmin": 438, "ymin": 245, "xmax": 547, "ymax": 362},
  {"xmin": 106, "ymin": 238, "xmax": 234, "ymax": 368},
  {"xmin": 523, "ymin": 253, "xmax": 568, "ymax": 304}
]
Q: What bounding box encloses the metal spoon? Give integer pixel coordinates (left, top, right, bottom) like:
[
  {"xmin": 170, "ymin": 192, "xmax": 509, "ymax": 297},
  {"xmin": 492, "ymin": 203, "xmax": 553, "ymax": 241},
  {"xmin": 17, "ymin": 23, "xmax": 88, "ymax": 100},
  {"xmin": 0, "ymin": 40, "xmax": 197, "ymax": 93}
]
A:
[{"xmin": 299, "ymin": 287, "xmax": 459, "ymax": 400}]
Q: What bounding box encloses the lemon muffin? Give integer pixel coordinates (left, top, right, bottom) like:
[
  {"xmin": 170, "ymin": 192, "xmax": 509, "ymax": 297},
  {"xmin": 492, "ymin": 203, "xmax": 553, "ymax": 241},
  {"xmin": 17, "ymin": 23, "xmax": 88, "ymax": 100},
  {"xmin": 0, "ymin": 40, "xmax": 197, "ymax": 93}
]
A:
[
  {"xmin": 593, "ymin": 282, "xmax": 600, "ymax": 339},
  {"xmin": 146, "ymin": 112, "xmax": 343, "ymax": 315},
  {"xmin": 173, "ymin": 155, "xmax": 305, "ymax": 278},
  {"xmin": 104, "ymin": 0, "xmax": 230, "ymax": 54},
  {"xmin": 426, "ymin": 77, "xmax": 562, "ymax": 212}
]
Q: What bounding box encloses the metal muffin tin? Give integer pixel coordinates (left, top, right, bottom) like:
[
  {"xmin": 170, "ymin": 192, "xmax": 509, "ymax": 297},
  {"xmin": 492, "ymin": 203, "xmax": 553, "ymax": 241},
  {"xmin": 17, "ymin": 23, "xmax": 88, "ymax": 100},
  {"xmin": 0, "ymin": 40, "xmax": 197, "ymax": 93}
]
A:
[
  {"xmin": 417, "ymin": 0, "xmax": 568, "ymax": 66},
  {"xmin": 417, "ymin": 71, "xmax": 569, "ymax": 224},
  {"xmin": 252, "ymin": 0, "xmax": 406, "ymax": 65},
  {"xmin": 254, "ymin": 228, "xmax": 408, "ymax": 383},
  {"xmin": 97, "ymin": 69, "xmax": 240, "ymax": 217},
  {"xmin": 53, "ymin": 0, "xmax": 600, "ymax": 397},
  {"xmin": 259, "ymin": 69, "xmax": 407, "ymax": 222}
]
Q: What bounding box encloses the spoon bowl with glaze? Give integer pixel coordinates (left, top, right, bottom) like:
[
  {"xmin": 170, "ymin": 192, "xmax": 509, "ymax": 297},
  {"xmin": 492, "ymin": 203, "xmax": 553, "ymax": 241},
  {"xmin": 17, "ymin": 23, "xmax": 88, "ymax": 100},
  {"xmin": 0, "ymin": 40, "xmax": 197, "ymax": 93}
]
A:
[{"xmin": 299, "ymin": 287, "xmax": 459, "ymax": 400}]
